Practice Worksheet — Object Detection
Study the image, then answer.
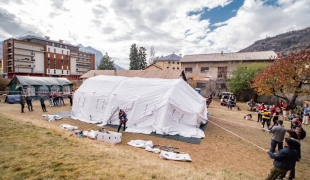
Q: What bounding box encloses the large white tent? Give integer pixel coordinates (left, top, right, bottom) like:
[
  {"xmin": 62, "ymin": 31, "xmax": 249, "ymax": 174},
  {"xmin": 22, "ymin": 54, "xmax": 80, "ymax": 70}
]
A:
[{"xmin": 71, "ymin": 75, "xmax": 208, "ymax": 138}]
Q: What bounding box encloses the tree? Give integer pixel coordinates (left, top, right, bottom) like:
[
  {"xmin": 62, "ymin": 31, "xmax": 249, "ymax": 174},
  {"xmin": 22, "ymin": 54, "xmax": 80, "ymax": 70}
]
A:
[
  {"xmin": 97, "ymin": 52, "xmax": 115, "ymax": 70},
  {"xmin": 129, "ymin": 44, "xmax": 147, "ymax": 70},
  {"xmin": 129, "ymin": 44, "xmax": 139, "ymax": 70},
  {"xmin": 138, "ymin": 46, "xmax": 147, "ymax": 69},
  {"xmin": 227, "ymin": 63, "xmax": 267, "ymax": 94},
  {"xmin": 251, "ymin": 49, "xmax": 310, "ymax": 108},
  {"xmin": 0, "ymin": 77, "xmax": 9, "ymax": 91}
]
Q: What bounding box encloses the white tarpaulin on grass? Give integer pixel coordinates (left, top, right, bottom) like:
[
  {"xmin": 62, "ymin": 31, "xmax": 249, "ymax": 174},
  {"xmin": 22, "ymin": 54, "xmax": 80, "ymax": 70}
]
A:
[{"xmin": 71, "ymin": 75, "xmax": 208, "ymax": 138}]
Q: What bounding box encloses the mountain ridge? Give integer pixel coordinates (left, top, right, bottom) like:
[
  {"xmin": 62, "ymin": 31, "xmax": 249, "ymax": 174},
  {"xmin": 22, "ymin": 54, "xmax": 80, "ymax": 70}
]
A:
[{"xmin": 239, "ymin": 27, "xmax": 310, "ymax": 54}]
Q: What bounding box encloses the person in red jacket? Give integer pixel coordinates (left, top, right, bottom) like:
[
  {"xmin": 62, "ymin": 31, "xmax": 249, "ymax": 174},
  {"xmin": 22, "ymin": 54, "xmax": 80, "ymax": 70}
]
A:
[{"xmin": 257, "ymin": 103, "xmax": 266, "ymax": 122}]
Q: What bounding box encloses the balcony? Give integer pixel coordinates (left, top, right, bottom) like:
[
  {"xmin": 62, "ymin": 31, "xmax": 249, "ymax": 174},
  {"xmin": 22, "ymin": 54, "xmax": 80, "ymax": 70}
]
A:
[
  {"xmin": 15, "ymin": 64, "xmax": 35, "ymax": 69},
  {"xmin": 76, "ymin": 68, "xmax": 90, "ymax": 72},
  {"xmin": 76, "ymin": 59, "xmax": 90, "ymax": 63},
  {"xmin": 14, "ymin": 44, "xmax": 43, "ymax": 52},
  {"xmin": 14, "ymin": 51, "xmax": 35, "ymax": 56},
  {"xmin": 15, "ymin": 58, "xmax": 35, "ymax": 62},
  {"xmin": 71, "ymin": 53, "xmax": 91, "ymax": 59}
]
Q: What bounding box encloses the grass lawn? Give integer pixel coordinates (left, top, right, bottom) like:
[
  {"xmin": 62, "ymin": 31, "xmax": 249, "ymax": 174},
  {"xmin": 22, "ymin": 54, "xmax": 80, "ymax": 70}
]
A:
[{"xmin": 0, "ymin": 97, "xmax": 309, "ymax": 180}]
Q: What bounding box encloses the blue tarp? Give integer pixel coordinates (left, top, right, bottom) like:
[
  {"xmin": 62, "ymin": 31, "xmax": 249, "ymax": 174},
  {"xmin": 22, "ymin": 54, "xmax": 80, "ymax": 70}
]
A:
[{"xmin": 5, "ymin": 95, "xmax": 21, "ymax": 104}]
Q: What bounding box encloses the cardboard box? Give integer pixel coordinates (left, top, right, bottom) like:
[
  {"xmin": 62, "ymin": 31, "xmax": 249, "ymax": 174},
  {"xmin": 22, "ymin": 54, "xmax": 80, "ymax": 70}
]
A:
[{"xmin": 95, "ymin": 131, "xmax": 122, "ymax": 144}]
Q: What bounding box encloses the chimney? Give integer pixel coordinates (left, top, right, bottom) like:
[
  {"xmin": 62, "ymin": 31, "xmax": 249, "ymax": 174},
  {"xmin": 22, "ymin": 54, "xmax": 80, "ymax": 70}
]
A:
[
  {"xmin": 221, "ymin": 51, "xmax": 223, "ymax": 55},
  {"xmin": 179, "ymin": 54, "xmax": 182, "ymax": 58},
  {"xmin": 45, "ymin": 36, "xmax": 50, "ymax": 40},
  {"xmin": 59, "ymin": 39, "xmax": 64, "ymax": 43}
]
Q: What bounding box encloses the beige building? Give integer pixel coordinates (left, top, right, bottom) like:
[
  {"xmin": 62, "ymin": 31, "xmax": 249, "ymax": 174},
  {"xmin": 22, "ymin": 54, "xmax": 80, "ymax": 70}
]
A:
[
  {"xmin": 180, "ymin": 51, "xmax": 277, "ymax": 97},
  {"xmin": 155, "ymin": 53, "xmax": 182, "ymax": 70}
]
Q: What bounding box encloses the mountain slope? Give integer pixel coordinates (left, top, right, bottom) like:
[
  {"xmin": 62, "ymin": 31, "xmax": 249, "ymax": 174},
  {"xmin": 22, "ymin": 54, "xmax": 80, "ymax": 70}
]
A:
[{"xmin": 239, "ymin": 27, "xmax": 310, "ymax": 54}]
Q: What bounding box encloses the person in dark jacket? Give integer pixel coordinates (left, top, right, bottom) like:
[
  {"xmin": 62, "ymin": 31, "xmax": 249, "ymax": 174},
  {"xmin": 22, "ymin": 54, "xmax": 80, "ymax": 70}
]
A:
[
  {"xmin": 278, "ymin": 130, "xmax": 301, "ymax": 180},
  {"xmin": 39, "ymin": 96, "xmax": 47, "ymax": 112},
  {"xmin": 68, "ymin": 94, "xmax": 73, "ymax": 106},
  {"xmin": 25, "ymin": 94, "xmax": 33, "ymax": 111},
  {"xmin": 117, "ymin": 109, "xmax": 128, "ymax": 132},
  {"xmin": 265, "ymin": 138, "xmax": 298, "ymax": 180},
  {"xmin": 20, "ymin": 94, "xmax": 26, "ymax": 113}
]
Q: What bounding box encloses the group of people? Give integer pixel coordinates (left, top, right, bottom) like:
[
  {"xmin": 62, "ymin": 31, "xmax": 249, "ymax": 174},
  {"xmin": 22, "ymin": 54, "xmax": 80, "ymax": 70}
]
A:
[
  {"xmin": 257, "ymin": 102, "xmax": 308, "ymax": 180},
  {"xmin": 205, "ymin": 95, "xmax": 213, "ymax": 108},
  {"xmin": 19, "ymin": 93, "xmax": 73, "ymax": 113}
]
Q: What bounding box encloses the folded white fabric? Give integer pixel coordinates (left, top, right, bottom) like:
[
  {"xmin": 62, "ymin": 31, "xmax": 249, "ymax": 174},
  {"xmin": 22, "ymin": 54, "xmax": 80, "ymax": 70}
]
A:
[{"xmin": 60, "ymin": 124, "xmax": 78, "ymax": 130}]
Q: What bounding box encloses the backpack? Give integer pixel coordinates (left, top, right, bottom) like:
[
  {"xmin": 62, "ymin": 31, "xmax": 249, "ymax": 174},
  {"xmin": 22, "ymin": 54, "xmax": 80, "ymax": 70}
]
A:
[{"xmin": 300, "ymin": 128, "xmax": 306, "ymax": 140}]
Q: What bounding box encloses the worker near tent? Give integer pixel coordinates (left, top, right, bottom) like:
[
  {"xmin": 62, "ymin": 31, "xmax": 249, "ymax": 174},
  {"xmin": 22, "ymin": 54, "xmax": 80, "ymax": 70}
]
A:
[
  {"xmin": 25, "ymin": 94, "xmax": 33, "ymax": 111},
  {"xmin": 117, "ymin": 109, "xmax": 128, "ymax": 132},
  {"xmin": 20, "ymin": 94, "xmax": 26, "ymax": 113}
]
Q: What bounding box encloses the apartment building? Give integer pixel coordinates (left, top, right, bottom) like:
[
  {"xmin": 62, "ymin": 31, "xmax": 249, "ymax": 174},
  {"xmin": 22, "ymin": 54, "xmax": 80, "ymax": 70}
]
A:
[
  {"xmin": 2, "ymin": 35, "xmax": 95, "ymax": 79},
  {"xmin": 155, "ymin": 53, "xmax": 182, "ymax": 70}
]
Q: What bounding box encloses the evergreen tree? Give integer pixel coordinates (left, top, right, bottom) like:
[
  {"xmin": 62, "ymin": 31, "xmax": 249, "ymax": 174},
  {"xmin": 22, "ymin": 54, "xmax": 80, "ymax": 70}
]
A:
[
  {"xmin": 138, "ymin": 46, "xmax": 147, "ymax": 69},
  {"xmin": 129, "ymin": 44, "xmax": 140, "ymax": 70},
  {"xmin": 97, "ymin": 52, "xmax": 115, "ymax": 70}
]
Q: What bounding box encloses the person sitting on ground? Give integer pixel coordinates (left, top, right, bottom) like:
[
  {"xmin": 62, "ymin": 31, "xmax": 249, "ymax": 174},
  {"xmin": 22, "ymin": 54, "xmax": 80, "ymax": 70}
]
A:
[
  {"xmin": 265, "ymin": 138, "xmax": 298, "ymax": 180},
  {"xmin": 246, "ymin": 99, "xmax": 256, "ymax": 111},
  {"xmin": 263, "ymin": 120, "xmax": 286, "ymax": 153},
  {"xmin": 117, "ymin": 109, "xmax": 128, "ymax": 133},
  {"xmin": 244, "ymin": 114, "xmax": 252, "ymax": 121}
]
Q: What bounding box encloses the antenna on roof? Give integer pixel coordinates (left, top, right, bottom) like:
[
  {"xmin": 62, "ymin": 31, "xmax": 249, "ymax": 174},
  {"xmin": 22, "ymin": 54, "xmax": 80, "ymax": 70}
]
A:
[{"xmin": 149, "ymin": 46, "xmax": 155, "ymax": 64}]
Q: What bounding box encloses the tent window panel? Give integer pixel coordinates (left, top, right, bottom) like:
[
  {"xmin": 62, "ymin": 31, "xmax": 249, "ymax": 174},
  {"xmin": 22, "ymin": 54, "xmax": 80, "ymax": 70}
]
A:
[
  {"xmin": 51, "ymin": 85, "xmax": 60, "ymax": 95},
  {"xmin": 144, "ymin": 104, "xmax": 156, "ymax": 116},
  {"xmin": 96, "ymin": 99, "xmax": 105, "ymax": 110},
  {"xmin": 22, "ymin": 85, "xmax": 35, "ymax": 96},
  {"xmin": 62, "ymin": 85, "xmax": 70, "ymax": 94},
  {"xmin": 38, "ymin": 85, "xmax": 49, "ymax": 96},
  {"xmin": 78, "ymin": 97, "xmax": 86, "ymax": 107}
]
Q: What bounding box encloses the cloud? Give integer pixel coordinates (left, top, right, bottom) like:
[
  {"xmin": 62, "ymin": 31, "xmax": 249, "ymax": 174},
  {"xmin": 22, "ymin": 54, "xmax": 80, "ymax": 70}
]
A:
[
  {"xmin": 0, "ymin": 0, "xmax": 309, "ymax": 69},
  {"xmin": 0, "ymin": 8, "xmax": 42, "ymax": 39}
]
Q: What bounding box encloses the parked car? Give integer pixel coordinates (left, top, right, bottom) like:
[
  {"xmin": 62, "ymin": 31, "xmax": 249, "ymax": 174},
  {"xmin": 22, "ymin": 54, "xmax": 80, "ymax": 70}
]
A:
[{"xmin": 220, "ymin": 93, "xmax": 236, "ymax": 107}]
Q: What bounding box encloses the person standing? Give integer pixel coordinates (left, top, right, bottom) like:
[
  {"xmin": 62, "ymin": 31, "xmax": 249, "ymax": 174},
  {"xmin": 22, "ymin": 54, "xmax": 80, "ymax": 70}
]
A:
[
  {"xmin": 278, "ymin": 130, "xmax": 301, "ymax": 180},
  {"xmin": 265, "ymin": 138, "xmax": 298, "ymax": 180},
  {"xmin": 263, "ymin": 120, "xmax": 286, "ymax": 153},
  {"xmin": 25, "ymin": 94, "xmax": 33, "ymax": 111},
  {"xmin": 302, "ymin": 104, "xmax": 309, "ymax": 125},
  {"xmin": 257, "ymin": 103, "xmax": 266, "ymax": 123},
  {"xmin": 48, "ymin": 94, "xmax": 53, "ymax": 106},
  {"xmin": 270, "ymin": 107, "xmax": 281, "ymax": 129},
  {"xmin": 282, "ymin": 102, "xmax": 289, "ymax": 120},
  {"xmin": 20, "ymin": 94, "xmax": 26, "ymax": 113},
  {"xmin": 227, "ymin": 94, "xmax": 234, "ymax": 110},
  {"xmin": 40, "ymin": 96, "xmax": 47, "ymax": 112},
  {"xmin": 68, "ymin": 93, "xmax": 73, "ymax": 106},
  {"xmin": 60, "ymin": 93, "xmax": 65, "ymax": 106},
  {"xmin": 261, "ymin": 105, "xmax": 271, "ymax": 129},
  {"xmin": 117, "ymin": 109, "xmax": 128, "ymax": 132}
]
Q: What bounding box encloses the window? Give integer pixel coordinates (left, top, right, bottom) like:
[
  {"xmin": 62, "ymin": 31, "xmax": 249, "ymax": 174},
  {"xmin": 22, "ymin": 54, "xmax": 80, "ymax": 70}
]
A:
[
  {"xmin": 177, "ymin": 67, "xmax": 179, "ymax": 69},
  {"xmin": 22, "ymin": 85, "xmax": 35, "ymax": 96},
  {"xmin": 62, "ymin": 50, "xmax": 63, "ymax": 54},
  {"xmin": 62, "ymin": 60, "xmax": 64, "ymax": 64},
  {"xmin": 168, "ymin": 61, "xmax": 170, "ymax": 64},
  {"xmin": 60, "ymin": 45, "xmax": 62, "ymax": 48},
  {"xmin": 67, "ymin": 60, "xmax": 69, "ymax": 64},
  {"xmin": 48, "ymin": 69, "xmax": 50, "ymax": 73},
  {"xmin": 54, "ymin": 59, "xmax": 56, "ymax": 63},
  {"xmin": 51, "ymin": 85, "xmax": 60, "ymax": 94},
  {"xmin": 167, "ymin": 67, "xmax": 169, "ymax": 69},
  {"xmin": 216, "ymin": 83, "xmax": 227, "ymax": 89},
  {"xmin": 67, "ymin": 51, "xmax": 68, "ymax": 55},
  {"xmin": 48, "ymin": 48, "xmax": 50, "ymax": 52},
  {"xmin": 52, "ymin": 43, "xmax": 54, "ymax": 46},
  {"xmin": 54, "ymin": 65, "xmax": 56, "ymax": 69},
  {"xmin": 177, "ymin": 62, "xmax": 179, "ymax": 64},
  {"xmin": 62, "ymin": 70, "xmax": 63, "ymax": 74},
  {"xmin": 54, "ymin": 70, "xmax": 56, "ymax": 74},
  {"xmin": 48, "ymin": 53, "xmax": 50, "ymax": 58},
  {"xmin": 48, "ymin": 64, "xmax": 50, "ymax": 68},
  {"xmin": 67, "ymin": 70, "xmax": 69, "ymax": 74},
  {"xmin": 54, "ymin": 49, "xmax": 56, "ymax": 53},
  {"xmin": 173, "ymin": 67, "xmax": 175, "ymax": 69},
  {"xmin": 218, "ymin": 67, "xmax": 227, "ymax": 78},
  {"xmin": 38, "ymin": 85, "xmax": 49, "ymax": 96},
  {"xmin": 201, "ymin": 67, "xmax": 209, "ymax": 72},
  {"xmin": 197, "ymin": 83, "xmax": 206, "ymax": 88},
  {"xmin": 65, "ymin": 46, "xmax": 67, "ymax": 49},
  {"xmin": 185, "ymin": 67, "xmax": 192, "ymax": 72},
  {"xmin": 172, "ymin": 62, "xmax": 175, "ymax": 64},
  {"xmin": 62, "ymin": 85, "xmax": 70, "ymax": 94}
]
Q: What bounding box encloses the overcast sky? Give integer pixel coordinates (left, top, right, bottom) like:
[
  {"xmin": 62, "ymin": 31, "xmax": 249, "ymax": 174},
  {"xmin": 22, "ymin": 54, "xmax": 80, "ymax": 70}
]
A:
[{"xmin": 0, "ymin": 0, "xmax": 309, "ymax": 69}]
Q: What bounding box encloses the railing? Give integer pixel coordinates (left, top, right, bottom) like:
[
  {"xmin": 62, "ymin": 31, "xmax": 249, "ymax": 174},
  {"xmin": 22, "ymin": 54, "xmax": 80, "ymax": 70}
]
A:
[
  {"xmin": 14, "ymin": 44, "xmax": 42, "ymax": 51},
  {"xmin": 71, "ymin": 54, "xmax": 91, "ymax": 59},
  {"xmin": 14, "ymin": 51, "xmax": 35, "ymax": 56}
]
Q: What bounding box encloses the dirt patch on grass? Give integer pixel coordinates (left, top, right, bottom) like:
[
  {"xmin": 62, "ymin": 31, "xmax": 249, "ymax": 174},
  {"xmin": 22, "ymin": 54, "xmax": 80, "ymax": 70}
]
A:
[{"xmin": 0, "ymin": 98, "xmax": 309, "ymax": 179}]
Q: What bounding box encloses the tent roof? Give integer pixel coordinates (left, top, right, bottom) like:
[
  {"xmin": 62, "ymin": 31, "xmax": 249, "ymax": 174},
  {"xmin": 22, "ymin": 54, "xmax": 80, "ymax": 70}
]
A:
[
  {"xmin": 80, "ymin": 70, "xmax": 187, "ymax": 81},
  {"xmin": 7, "ymin": 76, "xmax": 72, "ymax": 87}
]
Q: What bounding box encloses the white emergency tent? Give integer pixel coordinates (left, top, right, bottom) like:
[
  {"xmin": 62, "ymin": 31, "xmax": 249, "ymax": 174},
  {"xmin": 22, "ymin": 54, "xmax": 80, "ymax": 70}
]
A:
[{"xmin": 71, "ymin": 75, "xmax": 208, "ymax": 138}]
